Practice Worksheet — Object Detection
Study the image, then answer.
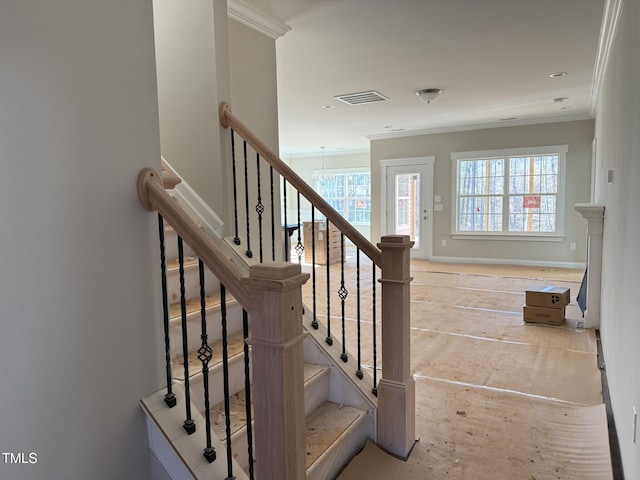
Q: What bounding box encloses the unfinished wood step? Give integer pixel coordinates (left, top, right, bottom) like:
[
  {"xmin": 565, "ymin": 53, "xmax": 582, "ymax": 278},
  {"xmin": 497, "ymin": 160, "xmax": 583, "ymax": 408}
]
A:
[
  {"xmin": 305, "ymin": 401, "xmax": 367, "ymax": 468},
  {"xmin": 172, "ymin": 330, "xmax": 246, "ymax": 382},
  {"xmin": 169, "ymin": 290, "xmax": 244, "ymax": 356},
  {"xmin": 166, "ymin": 256, "xmax": 219, "ymax": 304}
]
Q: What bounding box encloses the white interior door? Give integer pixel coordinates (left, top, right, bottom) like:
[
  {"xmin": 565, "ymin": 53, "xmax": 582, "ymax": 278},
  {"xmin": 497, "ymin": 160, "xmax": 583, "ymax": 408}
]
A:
[{"xmin": 382, "ymin": 158, "xmax": 434, "ymax": 259}]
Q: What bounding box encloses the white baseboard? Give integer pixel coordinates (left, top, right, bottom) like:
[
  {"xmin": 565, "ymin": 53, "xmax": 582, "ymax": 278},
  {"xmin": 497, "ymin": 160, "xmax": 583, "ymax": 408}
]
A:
[{"xmin": 430, "ymin": 255, "xmax": 586, "ymax": 271}]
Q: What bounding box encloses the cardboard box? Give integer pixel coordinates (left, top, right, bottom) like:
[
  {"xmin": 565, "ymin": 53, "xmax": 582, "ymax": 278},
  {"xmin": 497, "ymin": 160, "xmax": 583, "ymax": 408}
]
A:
[
  {"xmin": 523, "ymin": 305, "xmax": 566, "ymax": 325},
  {"xmin": 525, "ymin": 286, "xmax": 570, "ymax": 309},
  {"xmin": 303, "ymin": 221, "xmax": 342, "ymax": 265}
]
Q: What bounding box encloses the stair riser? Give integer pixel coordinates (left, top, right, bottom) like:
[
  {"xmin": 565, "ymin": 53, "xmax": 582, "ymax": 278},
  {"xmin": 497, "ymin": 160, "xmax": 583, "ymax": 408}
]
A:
[
  {"xmin": 162, "ymin": 228, "xmax": 196, "ymax": 261},
  {"xmin": 166, "ymin": 264, "xmax": 218, "ymax": 304},
  {"xmin": 304, "ymin": 367, "xmax": 331, "ymax": 417},
  {"xmin": 169, "ymin": 302, "xmax": 244, "ymax": 358},
  {"xmin": 188, "ymin": 353, "xmax": 250, "ymax": 412}
]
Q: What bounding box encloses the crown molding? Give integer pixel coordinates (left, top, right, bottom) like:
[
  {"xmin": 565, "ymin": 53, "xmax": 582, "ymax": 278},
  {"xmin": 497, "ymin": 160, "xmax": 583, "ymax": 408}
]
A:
[
  {"xmin": 228, "ymin": 0, "xmax": 291, "ymax": 39},
  {"xmin": 366, "ymin": 113, "xmax": 593, "ymax": 141},
  {"xmin": 590, "ymin": 0, "xmax": 625, "ymax": 115}
]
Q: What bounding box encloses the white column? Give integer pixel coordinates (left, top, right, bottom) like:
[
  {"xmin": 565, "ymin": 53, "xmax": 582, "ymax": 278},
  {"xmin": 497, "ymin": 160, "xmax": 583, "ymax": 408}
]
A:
[{"xmin": 575, "ymin": 204, "xmax": 605, "ymax": 329}]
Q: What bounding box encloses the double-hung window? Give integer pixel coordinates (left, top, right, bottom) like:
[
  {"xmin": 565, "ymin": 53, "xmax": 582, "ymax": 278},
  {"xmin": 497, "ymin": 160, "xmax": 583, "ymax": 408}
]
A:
[
  {"xmin": 451, "ymin": 145, "xmax": 567, "ymax": 238},
  {"xmin": 313, "ymin": 169, "xmax": 371, "ymax": 225}
]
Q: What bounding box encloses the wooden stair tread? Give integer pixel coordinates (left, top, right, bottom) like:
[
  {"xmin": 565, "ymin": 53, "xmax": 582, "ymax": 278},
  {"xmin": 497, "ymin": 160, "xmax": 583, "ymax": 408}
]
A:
[
  {"xmin": 172, "ymin": 330, "xmax": 246, "ymax": 381},
  {"xmin": 304, "ymin": 402, "xmax": 366, "ymax": 469},
  {"xmin": 166, "ymin": 256, "xmax": 199, "ymax": 271},
  {"xmin": 208, "ymin": 364, "xmax": 331, "ymax": 442},
  {"xmin": 168, "ymin": 290, "xmax": 236, "ymax": 319}
]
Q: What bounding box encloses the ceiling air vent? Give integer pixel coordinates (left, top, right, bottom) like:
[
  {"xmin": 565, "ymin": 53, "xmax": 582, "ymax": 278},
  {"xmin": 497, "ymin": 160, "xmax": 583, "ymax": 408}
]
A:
[{"xmin": 334, "ymin": 90, "xmax": 388, "ymax": 106}]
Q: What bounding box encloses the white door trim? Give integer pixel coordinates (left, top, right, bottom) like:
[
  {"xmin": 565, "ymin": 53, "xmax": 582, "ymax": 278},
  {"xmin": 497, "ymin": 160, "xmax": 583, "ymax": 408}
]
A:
[{"xmin": 381, "ymin": 156, "xmax": 435, "ymax": 259}]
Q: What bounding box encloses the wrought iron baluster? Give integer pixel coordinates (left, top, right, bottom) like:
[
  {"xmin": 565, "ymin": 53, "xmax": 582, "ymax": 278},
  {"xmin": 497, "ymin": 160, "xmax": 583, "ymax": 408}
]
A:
[
  {"xmin": 230, "ymin": 129, "xmax": 240, "ymax": 246},
  {"xmin": 371, "ymin": 261, "xmax": 378, "ymax": 397},
  {"xmin": 294, "ymin": 192, "xmax": 304, "ymax": 264},
  {"xmin": 243, "ymin": 141, "xmax": 253, "ymax": 258},
  {"xmin": 270, "ymin": 166, "xmax": 276, "ymax": 261},
  {"xmin": 255, "ymin": 153, "xmax": 264, "ymax": 263},
  {"xmin": 220, "ymin": 284, "xmax": 234, "ymax": 478},
  {"xmin": 311, "ymin": 207, "xmax": 318, "ymax": 330},
  {"xmin": 197, "ymin": 260, "xmax": 216, "ymax": 463},
  {"xmin": 178, "ymin": 236, "xmax": 196, "ymax": 434},
  {"xmin": 355, "ymin": 248, "xmax": 364, "ymax": 379},
  {"xmin": 157, "ymin": 214, "xmax": 177, "ymax": 408},
  {"xmin": 325, "ymin": 221, "xmax": 332, "ymax": 346},
  {"xmin": 242, "ymin": 310, "xmax": 255, "ymax": 479},
  {"xmin": 338, "ymin": 233, "xmax": 348, "ymax": 362},
  {"xmin": 283, "ymin": 178, "xmax": 288, "ymax": 262}
]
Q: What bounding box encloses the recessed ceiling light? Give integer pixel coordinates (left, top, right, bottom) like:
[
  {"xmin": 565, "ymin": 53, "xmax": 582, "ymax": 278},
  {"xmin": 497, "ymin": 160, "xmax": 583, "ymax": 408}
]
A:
[
  {"xmin": 321, "ymin": 105, "xmax": 335, "ymax": 109},
  {"xmin": 549, "ymin": 72, "xmax": 568, "ymax": 78},
  {"xmin": 553, "ymin": 97, "xmax": 569, "ymax": 103}
]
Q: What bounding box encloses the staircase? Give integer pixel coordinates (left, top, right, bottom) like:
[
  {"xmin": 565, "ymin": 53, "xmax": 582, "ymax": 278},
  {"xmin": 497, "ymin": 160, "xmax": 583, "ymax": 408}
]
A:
[
  {"xmin": 138, "ymin": 103, "xmax": 416, "ymax": 479},
  {"xmin": 141, "ymin": 180, "xmax": 373, "ymax": 480}
]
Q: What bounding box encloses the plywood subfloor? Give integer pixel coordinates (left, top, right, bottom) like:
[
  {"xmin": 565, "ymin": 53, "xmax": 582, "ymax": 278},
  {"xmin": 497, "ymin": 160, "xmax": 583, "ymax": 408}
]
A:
[{"xmin": 304, "ymin": 257, "xmax": 613, "ymax": 479}]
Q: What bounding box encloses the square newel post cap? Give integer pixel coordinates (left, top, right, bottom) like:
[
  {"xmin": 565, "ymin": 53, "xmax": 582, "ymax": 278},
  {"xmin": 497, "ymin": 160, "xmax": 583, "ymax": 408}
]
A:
[
  {"xmin": 377, "ymin": 235, "xmax": 415, "ymax": 250},
  {"xmin": 246, "ymin": 262, "xmax": 310, "ymax": 290}
]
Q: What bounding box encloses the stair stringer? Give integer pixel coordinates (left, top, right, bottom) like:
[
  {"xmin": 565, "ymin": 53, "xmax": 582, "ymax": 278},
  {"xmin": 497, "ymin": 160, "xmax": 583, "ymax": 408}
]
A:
[{"xmin": 302, "ymin": 311, "xmax": 378, "ymax": 479}]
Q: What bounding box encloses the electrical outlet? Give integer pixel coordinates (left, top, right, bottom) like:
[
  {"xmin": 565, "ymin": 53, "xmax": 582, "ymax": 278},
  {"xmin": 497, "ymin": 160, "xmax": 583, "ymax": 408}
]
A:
[
  {"xmin": 441, "ymin": 239, "xmax": 447, "ymax": 247},
  {"xmin": 570, "ymin": 243, "xmax": 577, "ymax": 251},
  {"xmin": 633, "ymin": 406, "xmax": 637, "ymax": 444}
]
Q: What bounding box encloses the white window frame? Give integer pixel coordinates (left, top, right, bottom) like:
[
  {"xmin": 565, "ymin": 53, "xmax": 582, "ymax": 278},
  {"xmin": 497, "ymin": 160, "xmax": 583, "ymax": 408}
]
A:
[
  {"xmin": 312, "ymin": 167, "xmax": 371, "ymax": 225},
  {"xmin": 450, "ymin": 145, "xmax": 568, "ymax": 241}
]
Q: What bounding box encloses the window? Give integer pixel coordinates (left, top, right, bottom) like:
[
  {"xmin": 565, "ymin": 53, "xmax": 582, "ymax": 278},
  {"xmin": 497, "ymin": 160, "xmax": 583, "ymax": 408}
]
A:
[
  {"xmin": 314, "ymin": 170, "xmax": 371, "ymax": 225},
  {"xmin": 451, "ymin": 145, "xmax": 567, "ymax": 237}
]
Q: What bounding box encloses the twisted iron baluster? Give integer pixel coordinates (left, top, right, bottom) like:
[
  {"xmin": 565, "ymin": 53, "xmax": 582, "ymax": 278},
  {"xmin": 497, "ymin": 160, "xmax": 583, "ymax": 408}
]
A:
[
  {"xmin": 220, "ymin": 285, "xmax": 234, "ymax": 478},
  {"xmin": 371, "ymin": 261, "xmax": 378, "ymax": 397},
  {"xmin": 255, "ymin": 153, "xmax": 264, "ymax": 263},
  {"xmin": 197, "ymin": 260, "xmax": 216, "ymax": 463},
  {"xmin": 325, "ymin": 221, "xmax": 333, "ymax": 346},
  {"xmin": 230, "ymin": 129, "xmax": 240, "ymax": 245},
  {"xmin": 311, "ymin": 207, "xmax": 318, "ymax": 330},
  {"xmin": 270, "ymin": 166, "xmax": 276, "ymax": 261},
  {"xmin": 242, "ymin": 310, "xmax": 255, "ymax": 479},
  {"xmin": 158, "ymin": 214, "xmax": 176, "ymax": 408},
  {"xmin": 178, "ymin": 236, "xmax": 195, "ymax": 434},
  {"xmin": 355, "ymin": 248, "xmax": 364, "ymax": 379},
  {"xmin": 243, "ymin": 141, "xmax": 252, "ymax": 258},
  {"xmin": 294, "ymin": 192, "xmax": 304, "ymax": 264},
  {"xmin": 338, "ymin": 233, "xmax": 348, "ymax": 362},
  {"xmin": 283, "ymin": 178, "xmax": 288, "ymax": 262}
]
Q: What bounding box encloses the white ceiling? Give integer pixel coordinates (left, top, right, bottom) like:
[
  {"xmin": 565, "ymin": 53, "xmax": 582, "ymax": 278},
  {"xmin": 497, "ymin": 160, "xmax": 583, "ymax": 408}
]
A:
[{"xmin": 249, "ymin": 0, "xmax": 605, "ymax": 157}]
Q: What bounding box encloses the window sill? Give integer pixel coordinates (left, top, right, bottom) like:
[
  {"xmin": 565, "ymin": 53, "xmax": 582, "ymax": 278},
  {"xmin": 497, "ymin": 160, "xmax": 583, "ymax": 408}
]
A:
[{"xmin": 451, "ymin": 233, "xmax": 565, "ymax": 242}]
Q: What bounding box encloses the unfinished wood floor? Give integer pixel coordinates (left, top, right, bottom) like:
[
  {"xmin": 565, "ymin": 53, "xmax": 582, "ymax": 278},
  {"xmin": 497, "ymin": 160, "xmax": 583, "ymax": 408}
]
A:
[{"xmin": 299, "ymin": 254, "xmax": 613, "ymax": 480}]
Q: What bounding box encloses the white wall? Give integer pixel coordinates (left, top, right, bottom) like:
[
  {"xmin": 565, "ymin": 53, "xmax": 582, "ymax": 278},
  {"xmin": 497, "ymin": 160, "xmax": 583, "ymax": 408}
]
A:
[
  {"xmin": 228, "ymin": 18, "xmax": 284, "ymax": 259},
  {"xmin": 371, "ymin": 120, "xmax": 594, "ymax": 267},
  {"xmin": 0, "ymin": 1, "xmax": 164, "ymax": 479},
  {"xmin": 153, "ymin": 0, "xmax": 231, "ymax": 222},
  {"xmin": 594, "ymin": 0, "xmax": 640, "ymax": 476}
]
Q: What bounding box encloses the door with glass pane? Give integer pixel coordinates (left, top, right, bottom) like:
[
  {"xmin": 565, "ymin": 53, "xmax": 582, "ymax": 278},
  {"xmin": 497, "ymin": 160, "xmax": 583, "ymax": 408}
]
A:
[{"xmin": 384, "ymin": 160, "xmax": 433, "ymax": 259}]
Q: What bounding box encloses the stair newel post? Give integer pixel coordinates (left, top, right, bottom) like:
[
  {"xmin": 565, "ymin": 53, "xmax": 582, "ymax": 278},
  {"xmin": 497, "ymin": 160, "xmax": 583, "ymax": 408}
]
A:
[
  {"xmin": 376, "ymin": 235, "xmax": 416, "ymax": 459},
  {"xmin": 244, "ymin": 262, "xmax": 310, "ymax": 480}
]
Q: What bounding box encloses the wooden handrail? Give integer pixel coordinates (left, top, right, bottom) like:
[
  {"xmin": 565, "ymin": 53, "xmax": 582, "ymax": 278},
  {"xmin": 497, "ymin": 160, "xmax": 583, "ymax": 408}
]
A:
[
  {"xmin": 137, "ymin": 168, "xmax": 252, "ymax": 309},
  {"xmin": 219, "ymin": 102, "xmax": 382, "ymax": 266}
]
